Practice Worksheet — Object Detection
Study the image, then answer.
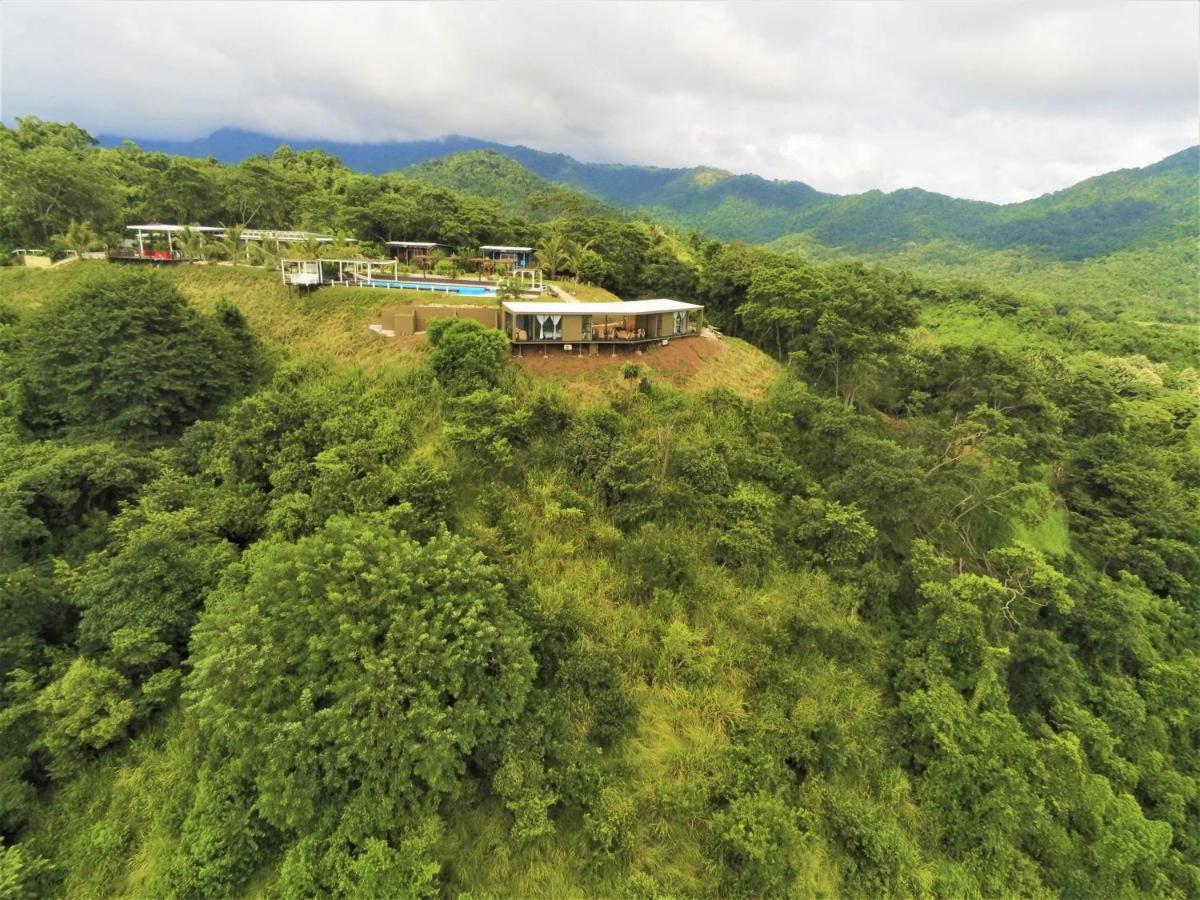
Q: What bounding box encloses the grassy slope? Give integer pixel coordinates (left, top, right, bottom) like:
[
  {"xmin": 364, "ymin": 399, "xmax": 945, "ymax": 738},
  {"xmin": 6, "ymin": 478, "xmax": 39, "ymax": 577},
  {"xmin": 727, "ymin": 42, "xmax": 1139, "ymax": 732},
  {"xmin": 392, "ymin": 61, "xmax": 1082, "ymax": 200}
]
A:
[
  {"xmin": 3, "ymin": 260, "xmax": 1096, "ymax": 895},
  {"xmin": 0, "ymin": 263, "xmax": 778, "ymax": 399},
  {"xmin": 4, "ymin": 261, "xmax": 791, "ymax": 898}
]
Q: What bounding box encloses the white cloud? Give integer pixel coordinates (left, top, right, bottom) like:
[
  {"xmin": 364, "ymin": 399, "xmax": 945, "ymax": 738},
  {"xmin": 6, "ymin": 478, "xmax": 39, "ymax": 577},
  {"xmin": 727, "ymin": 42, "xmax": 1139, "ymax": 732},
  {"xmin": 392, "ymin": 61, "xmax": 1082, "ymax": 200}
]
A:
[{"xmin": 1, "ymin": 0, "xmax": 1196, "ymax": 201}]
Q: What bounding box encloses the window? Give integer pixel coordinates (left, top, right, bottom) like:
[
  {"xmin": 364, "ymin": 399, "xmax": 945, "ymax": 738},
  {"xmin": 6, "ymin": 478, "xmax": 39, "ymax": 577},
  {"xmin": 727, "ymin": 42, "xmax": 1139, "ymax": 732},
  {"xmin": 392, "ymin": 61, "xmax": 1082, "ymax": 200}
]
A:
[
  {"xmin": 535, "ymin": 314, "xmax": 562, "ymax": 341},
  {"xmin": 673, "ymin": 311, "xmax": 686, "ymax": 335},
  {"xmin": 581, "ymin": 315, "xmax": 592, "ymax": 340}
]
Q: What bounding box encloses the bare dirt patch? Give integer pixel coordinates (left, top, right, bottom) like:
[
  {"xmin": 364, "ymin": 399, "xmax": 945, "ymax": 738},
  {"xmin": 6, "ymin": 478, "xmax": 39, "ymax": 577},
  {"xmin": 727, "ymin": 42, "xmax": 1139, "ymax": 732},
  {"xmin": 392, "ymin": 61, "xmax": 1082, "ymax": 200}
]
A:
[{"xmin": 514, "ymin": 331, "xmax": 779, "ymax": 400}]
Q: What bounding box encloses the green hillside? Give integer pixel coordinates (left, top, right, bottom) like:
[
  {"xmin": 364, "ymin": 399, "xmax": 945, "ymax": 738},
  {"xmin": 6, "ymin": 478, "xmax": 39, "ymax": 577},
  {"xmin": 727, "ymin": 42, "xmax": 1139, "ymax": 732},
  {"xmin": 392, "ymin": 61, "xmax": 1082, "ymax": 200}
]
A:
[
  {"xmin": 398, "ymin": 145, "xmax": 1198, "ymax": 316},
  {"xmin": 2, "ymin": 119, "xmax": 1198, "ymax": 898},
  {"xmin": 403, "ymin": 150, "xmax": 619, "ymax": 222},
  {"xmin": 96, "ymin": 125, "xmax": 1197, "ymax": 308}
]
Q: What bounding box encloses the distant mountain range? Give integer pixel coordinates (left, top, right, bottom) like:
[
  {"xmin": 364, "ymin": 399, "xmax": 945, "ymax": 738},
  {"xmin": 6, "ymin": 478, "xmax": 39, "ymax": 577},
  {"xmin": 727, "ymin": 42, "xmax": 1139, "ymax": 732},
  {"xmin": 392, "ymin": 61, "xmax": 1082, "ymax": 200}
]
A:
[{"xmin": 99, "ymin": 128, "xmax": 1198, "ymax": 264}]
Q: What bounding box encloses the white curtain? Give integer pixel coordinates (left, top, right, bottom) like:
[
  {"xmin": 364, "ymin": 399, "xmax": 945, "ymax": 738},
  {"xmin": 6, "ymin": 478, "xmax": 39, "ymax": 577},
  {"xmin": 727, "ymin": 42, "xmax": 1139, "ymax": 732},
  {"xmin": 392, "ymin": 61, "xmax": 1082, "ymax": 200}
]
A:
[{"xmin": 536, "ymin": 314, "xmax": 562, "ymax": 340}]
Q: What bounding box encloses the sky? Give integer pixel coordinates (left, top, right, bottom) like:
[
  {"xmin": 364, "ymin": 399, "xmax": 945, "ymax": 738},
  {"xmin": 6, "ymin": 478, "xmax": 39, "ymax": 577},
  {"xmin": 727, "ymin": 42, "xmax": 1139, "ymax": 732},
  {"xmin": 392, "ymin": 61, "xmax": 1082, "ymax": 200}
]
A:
[{"xmin": 2, "ymin": 0, "xmax": 1197, "ymax": 202}]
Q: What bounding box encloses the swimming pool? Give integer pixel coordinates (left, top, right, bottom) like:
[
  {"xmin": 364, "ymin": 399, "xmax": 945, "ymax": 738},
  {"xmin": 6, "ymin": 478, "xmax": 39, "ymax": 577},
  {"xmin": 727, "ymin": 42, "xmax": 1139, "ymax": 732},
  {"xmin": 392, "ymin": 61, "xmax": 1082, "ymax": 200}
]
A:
[{"xmin": 361, "ymin": 279, "xmax": 496, "ymax": 296}]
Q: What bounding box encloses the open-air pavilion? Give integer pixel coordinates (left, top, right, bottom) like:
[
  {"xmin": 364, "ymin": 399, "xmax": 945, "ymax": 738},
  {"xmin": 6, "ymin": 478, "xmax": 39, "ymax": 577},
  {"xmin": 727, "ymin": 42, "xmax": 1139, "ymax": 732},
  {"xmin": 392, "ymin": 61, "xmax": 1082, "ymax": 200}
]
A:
[
  {"xmin": 113, "ymin": 224, "xmax": 349, "ymax": 262},
  {"xmin": 116, "ymin": 224, "xmax": 223, "ymax": 261}
]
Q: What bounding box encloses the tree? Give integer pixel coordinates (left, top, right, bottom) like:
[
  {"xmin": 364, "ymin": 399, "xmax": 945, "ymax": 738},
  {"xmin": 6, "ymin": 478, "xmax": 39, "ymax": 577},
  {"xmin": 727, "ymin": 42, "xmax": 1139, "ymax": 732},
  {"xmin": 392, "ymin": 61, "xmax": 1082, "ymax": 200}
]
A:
[
  {"xmin": 185, "ymin": 516, "xmax": 535, "ymax": 838},
  {"xmin": 535, "ymin": 232, "xmax": 571, "ymax": 279},
  {"xmin": 427, "ymin": 318, "xmax": 510, "ymax": 394},
  {"xmin": 13, "ymin": 269, "xmax": 260, "ymax": 441},
  {"xmin": 217, "ymin": 224, "xmax": 246, "ymax": 265},
  {"xmin": 445, "ymin": 389, "xmax": 532, "ymax": 470},
  {"xmin": 35, "ymin": 658, "xmax": 135, "ymax": 779},
  {"xmin": 58, "ymin": 219, "xmax": 100, "ymax": 258},
  {"xmin": 74, "ymin": 508, "xmax": 236, "ymax": 663},
  {"xmin": 175, "ymin": 226, "xmax": 207, "ymax": 262}
]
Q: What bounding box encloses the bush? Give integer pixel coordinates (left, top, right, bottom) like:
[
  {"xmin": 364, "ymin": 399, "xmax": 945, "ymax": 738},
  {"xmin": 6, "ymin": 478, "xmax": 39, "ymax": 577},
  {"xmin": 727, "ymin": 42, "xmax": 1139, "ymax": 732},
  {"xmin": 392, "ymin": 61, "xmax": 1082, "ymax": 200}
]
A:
[
  {"xmin": 427, "ymin": 319, "xmax": 509, "ymax": 395},
  {"xmin": 711, "ymin": 792, "xmax": 803, "ymax": 897},
  {"xmin": 0, "ymin": 838, "xmax": 57, "ymax": 899},
  {"xmin": 445, "ymin": 389, "xmax": 532, "ymax": 470},
  {"xmin": 185, "ymin": 516, "xmax": 535, "ymax": 835},
  {"xmin": 35, "ymin": 658, "xmax": 135, "ymax": 779},
  {"xmin": 13, "ymin": 269, "xmax": 260, "ymax": 441}
]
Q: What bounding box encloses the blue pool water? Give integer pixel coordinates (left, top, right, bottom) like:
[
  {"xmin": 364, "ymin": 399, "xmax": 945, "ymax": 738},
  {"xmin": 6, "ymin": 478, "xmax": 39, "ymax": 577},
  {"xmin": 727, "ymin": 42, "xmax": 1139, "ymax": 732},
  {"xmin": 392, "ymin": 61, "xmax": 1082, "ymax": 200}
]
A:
[{"xmin": 362, "ymin": 279, "xmax": 495, "ymax": 296}]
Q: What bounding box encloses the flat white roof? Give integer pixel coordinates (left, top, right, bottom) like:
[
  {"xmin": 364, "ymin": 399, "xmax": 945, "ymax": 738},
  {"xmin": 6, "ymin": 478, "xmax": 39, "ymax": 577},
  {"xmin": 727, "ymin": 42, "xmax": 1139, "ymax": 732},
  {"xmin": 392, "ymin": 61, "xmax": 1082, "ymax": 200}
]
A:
[
  {"xmin": 126, "ymin": 224, "xmax": 223, "ymax": 233},
  {"xmin": 386, "ymin": 241, "xmax": 441, "ymax": 247},
  {"xmin": 480, "ymin": 245, "xmax": 533, "ymax": 252},
  {"xmin": 502, "ymin": 299, "xmax": 701, "ymax": 316}
]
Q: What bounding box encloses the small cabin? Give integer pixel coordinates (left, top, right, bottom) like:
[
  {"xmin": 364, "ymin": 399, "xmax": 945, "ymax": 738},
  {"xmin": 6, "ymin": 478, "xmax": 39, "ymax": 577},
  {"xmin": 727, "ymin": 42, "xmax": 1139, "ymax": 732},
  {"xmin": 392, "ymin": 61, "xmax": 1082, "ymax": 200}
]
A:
[
  {"xmin": 386, "ymin": 241, "xmax": 444, "ymax": 265},
  {"xmin": 500, "ymin": 299, "xmax": 703, "ymax": 346},
  {"xmin": 480, "ymin": 245, "xmax": 533, "ymax": 269}
]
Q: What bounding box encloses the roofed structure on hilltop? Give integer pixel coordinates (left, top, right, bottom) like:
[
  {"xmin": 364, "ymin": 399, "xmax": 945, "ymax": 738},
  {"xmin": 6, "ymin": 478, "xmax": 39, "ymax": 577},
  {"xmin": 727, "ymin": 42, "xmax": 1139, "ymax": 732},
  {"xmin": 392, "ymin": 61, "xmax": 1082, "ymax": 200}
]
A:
[{"xmin": 501, "ymin": 299, "xmax": 703, "ymax": 346}]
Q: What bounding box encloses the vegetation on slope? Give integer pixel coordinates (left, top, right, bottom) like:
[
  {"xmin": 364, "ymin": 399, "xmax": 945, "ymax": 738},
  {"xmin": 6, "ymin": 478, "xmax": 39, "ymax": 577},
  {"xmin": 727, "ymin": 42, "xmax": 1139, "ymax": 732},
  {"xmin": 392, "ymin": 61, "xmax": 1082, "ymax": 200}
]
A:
[
  {"xmin": 403, "ymin": 151, "xmax": 619, "ymax": 222},
  {"xmin": 1, "ymin": 119, "xmax": 1197, "ymax": 898},
  {"xmin": 94, "ymin": 124, "xmax": 1198, "ymax": 267}
]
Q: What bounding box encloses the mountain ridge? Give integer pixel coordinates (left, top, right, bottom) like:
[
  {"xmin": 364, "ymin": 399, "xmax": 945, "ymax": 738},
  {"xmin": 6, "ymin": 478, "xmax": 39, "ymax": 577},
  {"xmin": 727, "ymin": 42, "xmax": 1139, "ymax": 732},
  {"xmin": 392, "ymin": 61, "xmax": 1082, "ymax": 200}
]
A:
[{"xmin": 97, "ymin": 128, "xmax": 1198, "ymax": 261}]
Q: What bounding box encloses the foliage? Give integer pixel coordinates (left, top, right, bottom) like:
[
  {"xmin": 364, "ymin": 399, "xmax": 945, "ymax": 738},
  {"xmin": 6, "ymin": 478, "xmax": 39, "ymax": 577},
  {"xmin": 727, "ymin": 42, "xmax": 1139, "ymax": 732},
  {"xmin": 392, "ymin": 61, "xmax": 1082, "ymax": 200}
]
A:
[
  {"xmin": 427, "ymin": 317, "xmax": 510, "ymax": 394},
  {"xmin": 11, "ymin": 269, "xmax": 261, "ymax": 441},
  {"xmin": 0, "ymin": 120, "xmax": 1197, "ymax": 900}
]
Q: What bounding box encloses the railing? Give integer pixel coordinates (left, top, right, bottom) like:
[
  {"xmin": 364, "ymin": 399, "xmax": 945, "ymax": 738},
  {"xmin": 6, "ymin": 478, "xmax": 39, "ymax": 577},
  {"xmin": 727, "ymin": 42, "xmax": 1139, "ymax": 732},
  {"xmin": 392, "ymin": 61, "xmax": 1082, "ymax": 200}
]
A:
[
  {"xmin": 513, "ymin": 327, "xmax": 698, "ymax": 344},
  {"xmin": 107, "ymin": 248, "xmax": 183, "ymax": 261}
]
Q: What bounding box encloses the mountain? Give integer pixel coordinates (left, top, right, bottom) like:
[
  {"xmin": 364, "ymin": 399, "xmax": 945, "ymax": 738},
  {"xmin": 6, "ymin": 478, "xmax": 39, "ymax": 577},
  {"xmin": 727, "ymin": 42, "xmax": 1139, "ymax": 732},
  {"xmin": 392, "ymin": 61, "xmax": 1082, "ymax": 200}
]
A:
[
  {"xmin": 100, "ymin": 128, "xmax": 1197, "ymax": 265},
  {"xmin": 401, "ymin": 151, "xmax": 619, "ymax": 222},
  {"xmin": 98, "ymin": 127, "xmax": 511, "ymax": 175}
]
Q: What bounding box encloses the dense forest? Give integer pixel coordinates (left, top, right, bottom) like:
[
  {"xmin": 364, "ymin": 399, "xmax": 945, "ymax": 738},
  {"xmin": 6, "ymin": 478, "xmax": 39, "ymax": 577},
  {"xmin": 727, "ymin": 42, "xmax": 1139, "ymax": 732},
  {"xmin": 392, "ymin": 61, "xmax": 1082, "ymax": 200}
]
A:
[{"xmin": 1, "ymin": 118, "xmax": 1198, "ymax": 897}]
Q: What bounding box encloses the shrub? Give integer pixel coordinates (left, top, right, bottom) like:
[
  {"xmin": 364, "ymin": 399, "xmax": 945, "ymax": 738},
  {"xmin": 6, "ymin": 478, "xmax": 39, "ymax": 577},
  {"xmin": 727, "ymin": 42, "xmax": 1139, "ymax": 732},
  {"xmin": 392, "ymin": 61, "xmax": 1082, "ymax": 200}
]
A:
[
  {"xmin": 13, "ymin": 269, "xmax": 260, "ymax": 441},
  {"xmin": 185, "ymin": 516, "xmax": 535, "ymax": 835},
  {"xmin": 35, "ymin": 658, "xmax": 135, "ymax": 779},
  {"xmin": 427, "ymin": 318, "xmax": 509, "ymax": 394},
  {"xmin": 711, "ymin": 792, "xmax": 803, "ymax": 897}
]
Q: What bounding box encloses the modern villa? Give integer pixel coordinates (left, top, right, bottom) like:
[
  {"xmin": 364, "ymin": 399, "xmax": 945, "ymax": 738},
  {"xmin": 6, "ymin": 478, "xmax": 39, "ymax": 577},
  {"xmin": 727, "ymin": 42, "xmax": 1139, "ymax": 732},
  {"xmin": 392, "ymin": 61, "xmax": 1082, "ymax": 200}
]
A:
[
  {"xmin": 501, "ymin": 299, "xmax": 703, "ymax": 346},
  {"xmin": 371, "ymin": 298, "xmax": 705, "ymax": 352}
]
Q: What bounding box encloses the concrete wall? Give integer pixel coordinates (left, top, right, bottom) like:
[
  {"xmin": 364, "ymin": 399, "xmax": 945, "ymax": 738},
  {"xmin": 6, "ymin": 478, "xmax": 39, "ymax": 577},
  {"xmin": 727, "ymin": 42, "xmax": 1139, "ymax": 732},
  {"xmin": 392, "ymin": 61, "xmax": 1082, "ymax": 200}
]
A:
[
  {"xmin": 414, "ymin": 306, "xmax": 501, "ymax": 331},
  {"xmin": 377, "ymin": 305, "xmax": 501, "ymax": 338}
]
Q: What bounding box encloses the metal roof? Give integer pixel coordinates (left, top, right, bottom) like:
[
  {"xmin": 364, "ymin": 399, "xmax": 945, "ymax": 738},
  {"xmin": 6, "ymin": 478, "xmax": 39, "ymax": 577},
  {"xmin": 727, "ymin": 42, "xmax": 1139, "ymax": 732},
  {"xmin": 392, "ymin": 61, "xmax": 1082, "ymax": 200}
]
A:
[
  {"xmin": 386, "ymin": 241, "xmax": 442, "ymax": 247},
  {"xmin": 501, "ymin": 299, "xmax": 702, "ymax": 316},
  {"xmin": 480, "ymin": 245, "xmax": 533, "ymax": 252},
  {"xmin": 240, "ymin": 229, "xmax": 339, "ymax": 242},
  {"xmin": 126, "ymin": 224, "xmax": 224, "ymax": 233}
]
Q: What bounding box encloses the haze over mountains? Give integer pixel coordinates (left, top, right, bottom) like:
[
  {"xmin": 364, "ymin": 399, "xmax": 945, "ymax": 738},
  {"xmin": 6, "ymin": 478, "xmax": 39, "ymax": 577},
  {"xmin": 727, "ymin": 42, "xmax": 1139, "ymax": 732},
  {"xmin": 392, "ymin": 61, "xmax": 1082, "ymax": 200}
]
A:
[{"xmin": 99, "ymin": 127, "xmax": 1198, "ymax": 269}]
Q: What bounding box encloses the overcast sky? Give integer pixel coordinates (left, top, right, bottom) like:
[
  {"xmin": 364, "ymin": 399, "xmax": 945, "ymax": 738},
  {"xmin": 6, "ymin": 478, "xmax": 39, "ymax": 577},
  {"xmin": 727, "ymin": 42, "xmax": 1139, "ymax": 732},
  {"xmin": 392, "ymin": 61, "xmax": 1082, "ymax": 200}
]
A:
[{"xmin": 2, "ymin": 1, "xmax": 1197, "ymax": 202}]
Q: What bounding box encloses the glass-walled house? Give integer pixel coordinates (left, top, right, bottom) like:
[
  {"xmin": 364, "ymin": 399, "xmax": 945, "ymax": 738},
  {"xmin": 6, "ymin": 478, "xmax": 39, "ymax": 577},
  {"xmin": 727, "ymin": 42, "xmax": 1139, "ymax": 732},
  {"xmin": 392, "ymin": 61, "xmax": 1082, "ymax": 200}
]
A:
[{"xmin": 501, "ymin": 300, "xmax": 703, "ymax": 345}]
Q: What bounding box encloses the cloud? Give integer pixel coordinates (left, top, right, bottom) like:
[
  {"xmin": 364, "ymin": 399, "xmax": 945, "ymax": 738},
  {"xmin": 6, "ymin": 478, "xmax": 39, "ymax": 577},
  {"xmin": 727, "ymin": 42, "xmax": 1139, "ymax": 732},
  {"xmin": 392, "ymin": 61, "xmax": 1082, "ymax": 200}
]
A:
[{"xmin": 1, "ymin": 0, "xmax": 1196, "ymax": 201}]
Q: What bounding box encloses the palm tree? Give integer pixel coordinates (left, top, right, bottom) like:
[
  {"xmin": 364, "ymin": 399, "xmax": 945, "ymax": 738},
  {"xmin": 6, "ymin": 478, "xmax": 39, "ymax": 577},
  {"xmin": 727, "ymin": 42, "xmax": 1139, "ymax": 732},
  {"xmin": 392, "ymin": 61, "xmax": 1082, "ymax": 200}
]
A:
[
  {"xmin": 535, "ymin": 233, "xmax": 570, "ymax": 279},
  {"xmin": 319, "ymin": 229, "xmax": 352, "ymax": 260},
  {"xmin": 565, "ymin": 238, "xmax": 596, "ymax": 283},
  {"xmin": 246, "ymin": 238, "xmax": 280, "ymax": 268},
  {"xmin": 286, "ymin": 236, "xmax": 322, "ymax": 260},
  {"xmin": 61, "ymin": 220, "xmax": 100, "ymax": 259},
  {"xmin": 219, "ymin": 224, "xmax": 246, "ymax": 266},
  {"xmin": 177, "ymin": 226, "xmax": 207, "ymax": 262}
]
